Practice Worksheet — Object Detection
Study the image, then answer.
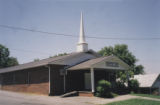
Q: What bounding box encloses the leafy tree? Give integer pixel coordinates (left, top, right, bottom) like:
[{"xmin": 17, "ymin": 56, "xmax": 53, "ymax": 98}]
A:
[
  {"xmin": 33, "ymin": 58, "xmax": 40, "ymax": 62},
  {"xmin": 98, "ymin": 44, "xmax": 144, "ymax": 84},
  {"xmin": 128, "ymin": 79, "xmax": 139, "ymax": 93},
  {"xmin": 57, "ymin": 53, "xmax": 67, "ymax": 56},
  {"xmin": 55, "ymin": 53, "xmax": 67, "ymax": 57},
  {"xmin": 6, "ymin": 57, "xmax": 19, "ymax": 67},
  {"xmin": 134, "ymin": 65, "xmax": 144, "ymax": 75},
  {"xmin": 99, "ymin": 44, "xmax": 137, "ymax": 66},
  {"xmin": 0, "ymin": 44, "xmax": 18, "ymax": 68},
  {"xmin": 50, "ymin": 53, "xmax": 68, "ymax": 58},
  {"xmin": 116, "ymin": 71, "xmax": 133, "ymax": 84},
  {"xmin": 98, "ymin": 44, "xmax": 144, "ymax": 74}
]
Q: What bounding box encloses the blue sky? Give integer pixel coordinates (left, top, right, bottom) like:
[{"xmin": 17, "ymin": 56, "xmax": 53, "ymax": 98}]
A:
[{"xmin": 0, "ymin": 0, "xmax": 160, "ymax": 73}]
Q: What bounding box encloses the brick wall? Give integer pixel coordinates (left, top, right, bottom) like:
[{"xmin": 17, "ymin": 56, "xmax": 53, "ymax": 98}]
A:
[
  {"xmin": 0, "ymin": 66, "xmax": 49, "ymax": 95},
  {"xmin": 79, "ymin": 91, "xmax": 94, "ymax": 97},
  {"xmin": 1, "ymin": 83, "xmax": 49, "ymax": 95}
]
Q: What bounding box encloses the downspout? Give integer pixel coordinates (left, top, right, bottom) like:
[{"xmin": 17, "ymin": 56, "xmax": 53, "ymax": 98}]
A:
[
  {"xmin": 64, "ymin": 74, "xmax": 66, "ymax": 93},
  {"xmin": 62, "ymin": 67, "xmax": 68, "ymax": 93},
  {"xmin": 28, "ymin": 71, "xmax": 30, "ymax": 85},
  {"xmin": 48, "ymin": 65, "xmax": 51, "ymax": 95}
]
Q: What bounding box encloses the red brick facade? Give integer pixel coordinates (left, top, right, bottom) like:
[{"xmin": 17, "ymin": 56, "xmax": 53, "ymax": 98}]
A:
[
  {"xmin": 1, "ymin": 83, "xmax": 49, "ymax": 95},
  {"xmin": 79, "ymin": 91, "xmax": 94, "ymax": 97},
  {"xmin": 0, "ymin": 66, "xmax": 49, "ymax": 95}
]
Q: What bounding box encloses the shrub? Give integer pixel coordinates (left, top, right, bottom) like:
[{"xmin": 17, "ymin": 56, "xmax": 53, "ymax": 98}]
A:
[
  {"xmin": 96, "ymin": 80, "xmax": 113, "ymax": 98},
  {"xmin": 128, "ymin": 79, "xmax": 139, "ymax": 93}
]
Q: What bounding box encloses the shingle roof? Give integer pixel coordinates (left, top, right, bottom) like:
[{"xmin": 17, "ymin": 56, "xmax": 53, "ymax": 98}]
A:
[
  {"xmin": 0, "ymin": 50, "xmax": 99, "ymax": 74},
  {"xmin": 134, "ymin": 74, "xmax": 159, "ymax": 87},
  {"xmin": 0, "ymin": 53, "xmax": 75, "ymax": 73},
  {"xmin": 68, "ymin": 56, "xmax": 112, "ymax": 70}
]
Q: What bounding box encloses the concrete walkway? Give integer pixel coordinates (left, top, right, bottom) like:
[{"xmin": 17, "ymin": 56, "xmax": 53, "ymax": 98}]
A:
[
  {"xmin": 87, "ymin": 95, "xmax": 138, "ymax": 104},
  {"xmin": 1, "ymin": 90, "xmax": 160, "ymax": 105},
  {"xmin": 91, "ymin": 95, "xmax": 160, "ymax": 104}
]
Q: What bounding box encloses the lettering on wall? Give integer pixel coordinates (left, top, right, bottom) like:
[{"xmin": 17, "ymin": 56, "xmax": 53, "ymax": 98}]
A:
[{"xmin": 106, "ymin": 61, "xmax": 119, "ymax": 67}]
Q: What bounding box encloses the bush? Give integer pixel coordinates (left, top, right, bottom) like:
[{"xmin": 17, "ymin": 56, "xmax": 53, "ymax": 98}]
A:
[
  {"xmin": 96, "ymin": 80, "xmax": 113, "ymax": 98},
  {"xmin": 128, "ymin": 79, "xmax": 139, "ymax": 93}
]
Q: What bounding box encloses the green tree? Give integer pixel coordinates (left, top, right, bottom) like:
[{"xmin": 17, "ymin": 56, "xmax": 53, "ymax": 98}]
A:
[
  {"xmin": 50, "ymin": 53, "xmax": 68, "ymax": 58},
  {"xmin": 128, "ymin": 79, "xmax": 139, "ymax": 93},
  {"xmin": 99, "ymin": 44, "xmax": 137, "ymax": 66},
  {"xmin": 134, "ymin": 65, "xmax": 144, "ymax": 75},
  {"xmin": 0, "ymin": 44, "xmax": 18, "ymax": 68},
  {"xmin": 33, "ymin": 58, "xmax": 40, "ymax": 62},
  {"xmin": 98, "ymin": 44, "xmax": 144, "ymax": 83}
]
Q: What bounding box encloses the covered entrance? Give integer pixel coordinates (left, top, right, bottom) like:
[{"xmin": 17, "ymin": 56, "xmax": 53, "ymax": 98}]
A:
[{"xmin": 66, "ymin": 55, "xmax": 130, "ymax": 94}]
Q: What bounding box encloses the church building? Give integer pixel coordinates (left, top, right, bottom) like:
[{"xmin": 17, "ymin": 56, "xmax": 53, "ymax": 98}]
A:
[{"xmin": 0, "ymin": 13, "xmax": 130, "ymax": 96}]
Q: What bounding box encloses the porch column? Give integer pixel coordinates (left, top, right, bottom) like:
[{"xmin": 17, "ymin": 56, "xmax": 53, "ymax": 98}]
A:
[{"xmin": 91, "ymin": 68, "xmax": 95, "ymax": 92}]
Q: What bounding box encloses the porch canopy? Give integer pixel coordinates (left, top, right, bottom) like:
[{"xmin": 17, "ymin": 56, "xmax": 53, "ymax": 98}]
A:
[
  {"xmin": 68, "ymin": 55, "xmax": 130, "ymax": 92},
  {"xmin": 68, "ymin": 55, "xmax": 130, "ymax": 71}
]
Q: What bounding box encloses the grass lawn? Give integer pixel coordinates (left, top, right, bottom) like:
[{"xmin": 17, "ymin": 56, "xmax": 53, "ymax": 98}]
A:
[
  {"xmin": 105, "ymin": 98, "xmax": 160, "ymax": 105},
  {"xmin": 131, "ymin": 93, "xmax": 160, "ymax": 99}
]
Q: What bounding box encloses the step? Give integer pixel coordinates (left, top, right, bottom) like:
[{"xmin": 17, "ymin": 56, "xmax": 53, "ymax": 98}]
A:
[{"xmin": 78, "ymin": 91, "xmax": 94, "ymax": 97}]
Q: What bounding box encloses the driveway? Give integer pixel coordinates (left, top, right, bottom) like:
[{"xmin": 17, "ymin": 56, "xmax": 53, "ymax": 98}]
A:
[{"xmin": 1, "ymin": 90, "xmax": 160, "ymax": 105}]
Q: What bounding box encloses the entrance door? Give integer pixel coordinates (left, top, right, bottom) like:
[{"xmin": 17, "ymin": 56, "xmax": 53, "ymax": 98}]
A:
[{"xmin": 84, "ymin": 73, "xmax": 91, "ymax": 90}]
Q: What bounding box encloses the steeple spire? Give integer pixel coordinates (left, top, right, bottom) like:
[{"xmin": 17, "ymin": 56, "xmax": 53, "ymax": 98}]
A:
[{"xmin": 77, "ymin": 12, "xmax": 88, "ymax": 52}]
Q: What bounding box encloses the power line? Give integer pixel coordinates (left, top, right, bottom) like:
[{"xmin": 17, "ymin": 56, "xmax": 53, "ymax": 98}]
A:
[
  {"xmin": 0, "ymin": 25, "xmax": 77, "ymax": 37},
  {"xmin": 0, "ymin": 24, "xmax": 160, "ymax": 40}
]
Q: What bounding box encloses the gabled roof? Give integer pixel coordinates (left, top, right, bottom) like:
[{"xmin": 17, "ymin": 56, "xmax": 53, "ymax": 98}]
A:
[
  {"xmin": 68, "ymin": 55, "xmax": 130, "ymax": 70},
  {"xmin": 134, "ymin": 74, "xmax": 160, "ymax": 87},
  {"xmin": 0, "ymin": 50, "xmax": 100, "ymax": 74},
  {"xmin": 68, "ymin": 56, "xmax": 110, "ymax": 70}
]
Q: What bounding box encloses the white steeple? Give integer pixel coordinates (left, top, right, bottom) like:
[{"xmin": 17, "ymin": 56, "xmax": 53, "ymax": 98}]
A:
[{"xmin": 77, "ymin": 12, "xmax": 88, "ymax": 52}]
